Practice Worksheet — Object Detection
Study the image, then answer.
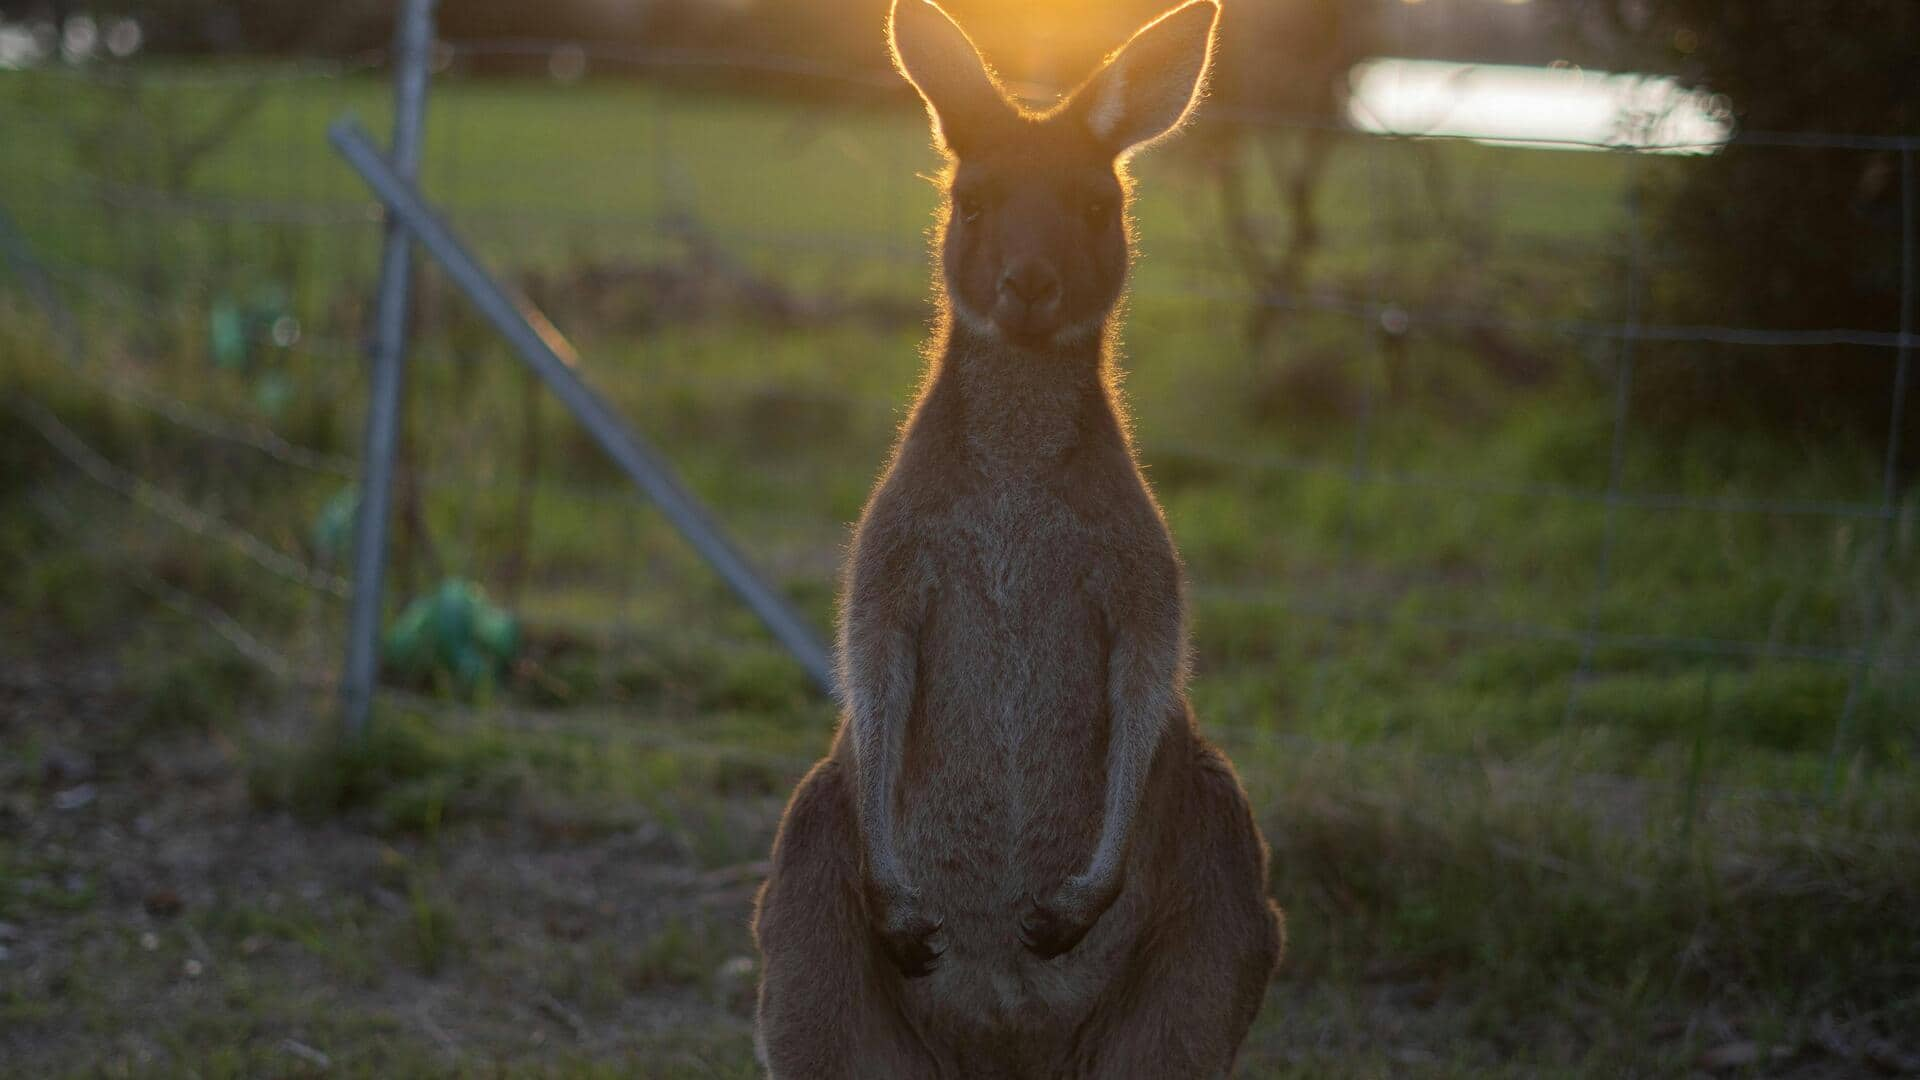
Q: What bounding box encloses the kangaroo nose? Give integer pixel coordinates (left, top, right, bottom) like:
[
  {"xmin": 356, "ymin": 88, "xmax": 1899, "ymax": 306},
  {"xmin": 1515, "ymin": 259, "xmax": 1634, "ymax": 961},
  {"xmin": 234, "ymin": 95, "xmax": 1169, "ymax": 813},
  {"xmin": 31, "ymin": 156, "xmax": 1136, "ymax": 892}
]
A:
[{"xmin": 1000, "ymin": 261, "xmax": 1060, "ymax": 307}]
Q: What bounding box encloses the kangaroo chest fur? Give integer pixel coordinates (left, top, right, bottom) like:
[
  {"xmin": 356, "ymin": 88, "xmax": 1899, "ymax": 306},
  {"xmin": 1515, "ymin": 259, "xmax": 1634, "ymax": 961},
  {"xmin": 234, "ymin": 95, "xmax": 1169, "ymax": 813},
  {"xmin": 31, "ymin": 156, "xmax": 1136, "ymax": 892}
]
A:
[
  {"xmin": 880, "ymin": 349, "xmax": 1161, "ymax": 1039},
  {"xmin": 907, "ymin": 464, "xmax": 1111, "ymax": 811},
  {"xmin": 900, "ymin": 355, "xmax": 1114, "ymax": 854}
]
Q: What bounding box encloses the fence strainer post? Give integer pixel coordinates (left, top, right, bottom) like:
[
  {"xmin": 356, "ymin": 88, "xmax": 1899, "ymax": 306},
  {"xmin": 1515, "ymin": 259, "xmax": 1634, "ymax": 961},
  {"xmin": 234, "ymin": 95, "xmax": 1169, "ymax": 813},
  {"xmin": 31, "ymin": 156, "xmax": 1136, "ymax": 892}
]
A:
[{"xmin": 341, "ymin": 0, "xmax": 437, "ymax": 740}]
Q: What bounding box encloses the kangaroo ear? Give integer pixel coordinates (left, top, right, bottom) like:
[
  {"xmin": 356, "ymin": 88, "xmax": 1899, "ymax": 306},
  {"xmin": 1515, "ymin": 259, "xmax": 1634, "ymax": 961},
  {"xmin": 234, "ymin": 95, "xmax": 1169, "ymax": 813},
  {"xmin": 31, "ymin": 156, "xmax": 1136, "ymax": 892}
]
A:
[
  {"xmin": 1074, "ymin": 0, "xmax": 1219, "ymax": 157},
  {"xmin": 889, "ymin": 0, "xmax": 1015, "ymax": 156}
]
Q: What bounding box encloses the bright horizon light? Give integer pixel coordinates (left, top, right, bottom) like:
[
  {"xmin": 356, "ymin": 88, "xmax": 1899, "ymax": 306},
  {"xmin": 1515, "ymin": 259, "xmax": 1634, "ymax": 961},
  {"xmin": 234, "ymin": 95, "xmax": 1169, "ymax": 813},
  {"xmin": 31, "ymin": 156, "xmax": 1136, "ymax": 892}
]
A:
[{"xmin": 1347, "ymin": 57, "xmax": 1733, "ymax": 155}]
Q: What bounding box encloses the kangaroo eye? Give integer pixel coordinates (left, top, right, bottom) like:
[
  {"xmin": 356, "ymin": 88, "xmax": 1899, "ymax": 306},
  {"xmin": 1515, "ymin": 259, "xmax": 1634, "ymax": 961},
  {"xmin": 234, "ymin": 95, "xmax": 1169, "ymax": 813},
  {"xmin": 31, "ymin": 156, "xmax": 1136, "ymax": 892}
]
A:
[
  {"xmin": 1085, "ymin": 198, "xmax": 1115, "ymax": 226},
  {"xmin": 956, "ymin": 195, "xmax": 984, "ymax": 224}
]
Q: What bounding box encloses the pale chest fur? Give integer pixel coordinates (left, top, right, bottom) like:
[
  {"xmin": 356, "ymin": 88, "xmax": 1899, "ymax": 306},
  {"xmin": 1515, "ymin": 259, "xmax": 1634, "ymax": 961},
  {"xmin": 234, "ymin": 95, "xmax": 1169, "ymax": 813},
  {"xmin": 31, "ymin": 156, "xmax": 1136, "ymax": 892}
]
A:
[
  {"xmin": 946, "ymin": 475, "xmax": 1094, "ymax": 615},
  {"xmin": 895, "ymin": 461, "xmax": 1146, "ymax": 1049},
  {"xmin": 906, "ymin": 468, "xmax": 1112, "ymax": 768},
  {"xmin": 879, "ymin": 347, "xmax": 1170, "ymax": 1044},
  {"xmin": 937, "ymin": 345, "xmax": 1115, "ymax": 615}
]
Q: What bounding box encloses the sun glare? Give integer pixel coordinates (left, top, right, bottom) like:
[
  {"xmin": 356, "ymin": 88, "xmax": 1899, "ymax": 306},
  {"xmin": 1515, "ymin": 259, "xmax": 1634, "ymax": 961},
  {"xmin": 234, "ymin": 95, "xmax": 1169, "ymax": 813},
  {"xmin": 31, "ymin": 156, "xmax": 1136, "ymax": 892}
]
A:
[
  {"xmin": 1348, "ymin": 58, "xmax": 1733, "ymax": 153},
  {"xmin": 937, "ymin": 0, "xmax": 1155, "ymax": 91}
]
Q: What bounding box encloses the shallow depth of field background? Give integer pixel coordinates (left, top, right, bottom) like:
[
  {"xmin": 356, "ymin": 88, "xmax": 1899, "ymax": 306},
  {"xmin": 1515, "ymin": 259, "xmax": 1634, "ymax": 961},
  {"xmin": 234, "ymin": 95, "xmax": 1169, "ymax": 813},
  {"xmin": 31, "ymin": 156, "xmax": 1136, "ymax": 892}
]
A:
[{"xmin": 1, "ymin": 0, "xmax": 1916, "ymax": 1076}]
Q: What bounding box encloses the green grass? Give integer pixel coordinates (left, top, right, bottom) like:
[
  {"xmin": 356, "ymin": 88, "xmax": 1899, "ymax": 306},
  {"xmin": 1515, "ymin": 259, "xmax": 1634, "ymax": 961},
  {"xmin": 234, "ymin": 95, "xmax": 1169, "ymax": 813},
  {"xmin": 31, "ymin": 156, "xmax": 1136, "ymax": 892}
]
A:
[{"xmin": 1, "ymin": 62, "xmax": 1916, "ymax": 1075}]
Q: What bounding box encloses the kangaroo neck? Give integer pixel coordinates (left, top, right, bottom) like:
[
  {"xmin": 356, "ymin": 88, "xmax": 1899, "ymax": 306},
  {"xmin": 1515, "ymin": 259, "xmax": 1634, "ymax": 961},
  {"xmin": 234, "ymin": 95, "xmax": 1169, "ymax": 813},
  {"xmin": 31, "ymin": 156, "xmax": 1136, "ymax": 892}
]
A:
[{"xmin": 937, "ymin": 319, "xmax": 1111, "ymax": 469}]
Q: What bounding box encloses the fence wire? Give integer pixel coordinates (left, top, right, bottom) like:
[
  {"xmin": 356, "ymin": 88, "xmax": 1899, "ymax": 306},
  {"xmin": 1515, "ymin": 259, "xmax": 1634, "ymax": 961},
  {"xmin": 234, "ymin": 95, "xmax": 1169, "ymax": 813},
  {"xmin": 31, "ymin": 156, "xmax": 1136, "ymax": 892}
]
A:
[{"xmin": 2, "ymin": 43, "xmax": 1914, "ymax": 801}]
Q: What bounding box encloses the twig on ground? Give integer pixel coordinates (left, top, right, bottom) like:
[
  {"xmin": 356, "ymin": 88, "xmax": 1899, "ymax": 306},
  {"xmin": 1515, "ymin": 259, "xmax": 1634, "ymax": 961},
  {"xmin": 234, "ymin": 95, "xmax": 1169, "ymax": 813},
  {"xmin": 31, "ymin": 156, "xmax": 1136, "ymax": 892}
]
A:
[{"xmin": 534, "ymin": 990, "xmax": 591, "ymax": 1044}]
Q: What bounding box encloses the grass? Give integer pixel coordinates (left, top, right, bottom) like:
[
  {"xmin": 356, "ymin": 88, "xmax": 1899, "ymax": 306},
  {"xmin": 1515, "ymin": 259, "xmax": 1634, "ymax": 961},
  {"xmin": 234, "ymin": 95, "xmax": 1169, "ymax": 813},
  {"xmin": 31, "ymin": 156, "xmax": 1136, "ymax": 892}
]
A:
[{"xmin": 1, "ymin": 61, "xmax": 1916, "ymax": 1075}]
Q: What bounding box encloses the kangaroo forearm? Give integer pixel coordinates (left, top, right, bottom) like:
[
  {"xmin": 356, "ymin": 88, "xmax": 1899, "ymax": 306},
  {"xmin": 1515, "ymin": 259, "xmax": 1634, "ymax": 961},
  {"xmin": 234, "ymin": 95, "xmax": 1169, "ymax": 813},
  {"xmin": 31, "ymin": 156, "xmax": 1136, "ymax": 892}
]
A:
[
  {"xmin": 854, "ymin": 710, "xmax": 908, "ymax": 885},
  {"xmin": 846, "ymin": 623, "xmax": 918, "ymax": 887},
  {"xmin": 1082, "ymin": 631, "xmax": 1178, "ymax": 888},
  {"xmin": 1085, "ymin": 695, "xmax": 1168, "ymax": 881}
]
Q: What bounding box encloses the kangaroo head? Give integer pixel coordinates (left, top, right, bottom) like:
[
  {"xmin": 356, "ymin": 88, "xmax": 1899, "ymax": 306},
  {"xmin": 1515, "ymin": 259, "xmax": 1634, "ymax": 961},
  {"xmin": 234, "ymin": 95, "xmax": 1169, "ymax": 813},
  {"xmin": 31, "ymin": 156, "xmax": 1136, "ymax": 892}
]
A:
[{"xmin": 890, "ymin": 0, "xmax": 1218, "ymax": 350}]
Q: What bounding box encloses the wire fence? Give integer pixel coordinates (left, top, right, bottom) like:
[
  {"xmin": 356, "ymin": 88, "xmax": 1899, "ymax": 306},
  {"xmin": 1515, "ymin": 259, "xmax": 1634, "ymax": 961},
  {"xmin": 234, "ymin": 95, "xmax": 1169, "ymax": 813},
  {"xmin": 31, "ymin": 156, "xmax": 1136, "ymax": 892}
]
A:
[{"xmin": 2, "ymin": 34, "xmax": 1914, "ymax": 806}]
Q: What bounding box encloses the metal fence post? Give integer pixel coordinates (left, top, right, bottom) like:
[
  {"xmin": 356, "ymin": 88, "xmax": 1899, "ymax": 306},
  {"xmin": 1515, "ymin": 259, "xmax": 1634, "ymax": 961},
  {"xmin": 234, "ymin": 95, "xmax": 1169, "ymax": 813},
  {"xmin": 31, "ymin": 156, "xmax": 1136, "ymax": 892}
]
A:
[
  {"xmin": 327, "ymin": 120, "xmax": 839, "ymax": 696},
  {"xmin": 341, "ymin": 0, "xmax": 437, "ymax": 740},
  {"xmin": 1826, "ymin": 147, "xmax": 1916, "ymax": 795},
  {"xmin": 0, "ymin": 203, "xmax": 82, "ymax": 365}
]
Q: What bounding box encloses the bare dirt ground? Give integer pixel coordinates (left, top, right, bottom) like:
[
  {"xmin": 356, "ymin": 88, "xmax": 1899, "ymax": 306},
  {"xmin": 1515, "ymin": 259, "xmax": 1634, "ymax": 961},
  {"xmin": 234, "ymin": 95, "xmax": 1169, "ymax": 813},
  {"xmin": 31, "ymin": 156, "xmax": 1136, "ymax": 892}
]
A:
[
  {"xmin": 2, "ymin": 650, "xmax": 773, "ymax": 1077},
  {"xmin": 7, "ymin": 643, "xmax": 1915, "ymax": 1079}
]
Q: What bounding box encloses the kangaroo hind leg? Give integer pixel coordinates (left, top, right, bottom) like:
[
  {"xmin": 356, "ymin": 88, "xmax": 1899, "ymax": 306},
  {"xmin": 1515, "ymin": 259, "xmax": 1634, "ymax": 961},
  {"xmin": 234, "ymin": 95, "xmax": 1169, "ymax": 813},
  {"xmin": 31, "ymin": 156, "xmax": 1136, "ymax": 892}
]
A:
[
  {"xmin": 1081, "ymin": 743, "xmax": 1283, "ymax": 1079},
  {"xmin": 752, "ymin": 758, "xmax": 937, "ymax": 1079}
]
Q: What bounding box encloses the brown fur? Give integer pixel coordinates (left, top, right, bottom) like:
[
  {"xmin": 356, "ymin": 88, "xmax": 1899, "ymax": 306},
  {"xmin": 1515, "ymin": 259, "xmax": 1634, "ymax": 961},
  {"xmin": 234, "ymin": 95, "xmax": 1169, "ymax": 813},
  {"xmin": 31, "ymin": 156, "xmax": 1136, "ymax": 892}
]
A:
[{"xmin": 752, "ymin": 3, "xmax": 1282, "ymax": 1075}]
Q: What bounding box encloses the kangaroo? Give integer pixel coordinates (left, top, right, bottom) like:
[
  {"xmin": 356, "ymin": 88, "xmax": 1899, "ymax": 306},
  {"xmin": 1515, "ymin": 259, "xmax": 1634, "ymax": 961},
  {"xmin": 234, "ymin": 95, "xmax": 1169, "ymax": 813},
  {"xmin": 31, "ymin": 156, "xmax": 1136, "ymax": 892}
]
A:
[{"xmin": 752, "ymin": 2, "xmax": 1282, "ymax": 1076}]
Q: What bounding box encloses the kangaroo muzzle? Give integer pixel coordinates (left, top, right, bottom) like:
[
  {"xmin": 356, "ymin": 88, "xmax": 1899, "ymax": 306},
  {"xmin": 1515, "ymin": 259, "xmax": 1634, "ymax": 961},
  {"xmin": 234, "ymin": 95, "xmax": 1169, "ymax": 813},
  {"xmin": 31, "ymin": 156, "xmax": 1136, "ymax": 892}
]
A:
[{"xmin": 993, "ymin": 256, "xmax": 1064, "ymax": 343}]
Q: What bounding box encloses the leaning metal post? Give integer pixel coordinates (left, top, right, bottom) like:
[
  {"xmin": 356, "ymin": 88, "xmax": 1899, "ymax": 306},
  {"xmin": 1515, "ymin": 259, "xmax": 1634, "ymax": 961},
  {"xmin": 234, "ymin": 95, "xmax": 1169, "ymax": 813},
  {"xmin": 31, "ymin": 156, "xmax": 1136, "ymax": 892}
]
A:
[
  {"xmin": 326, "ymin": 118, "xmax": 838, "ymax": 697},
  {"xmin": 0, "ymin": 202, "xmax": 82, "ymax": 364},
  {"xmin": 341, "ymin": 0, "xmax": 437, "ymax": 740}
]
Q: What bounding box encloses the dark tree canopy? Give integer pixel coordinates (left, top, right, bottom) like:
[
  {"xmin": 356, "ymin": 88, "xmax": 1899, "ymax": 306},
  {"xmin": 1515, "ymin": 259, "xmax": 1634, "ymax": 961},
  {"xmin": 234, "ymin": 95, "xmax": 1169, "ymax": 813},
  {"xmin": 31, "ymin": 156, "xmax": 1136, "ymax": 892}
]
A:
[{"xmin": 1624, "ymin": 0, "xmax": 1918, "ymax": 462}]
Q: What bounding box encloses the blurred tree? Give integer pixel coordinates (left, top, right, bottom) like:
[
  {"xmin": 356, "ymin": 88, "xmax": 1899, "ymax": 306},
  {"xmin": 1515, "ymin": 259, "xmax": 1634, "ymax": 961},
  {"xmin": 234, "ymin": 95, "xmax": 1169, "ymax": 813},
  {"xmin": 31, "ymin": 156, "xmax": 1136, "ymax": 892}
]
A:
[
  {"xmin": 0, "ymin": 0, "xmax": 393, "ymax": 55},
  {"xmin": 1196, "ymin": 0, "xmax": 1375, "ymax": 350},
  {"xmin": 1609, "ymin": 0, "xmax": 1918, "ymax": 468}
]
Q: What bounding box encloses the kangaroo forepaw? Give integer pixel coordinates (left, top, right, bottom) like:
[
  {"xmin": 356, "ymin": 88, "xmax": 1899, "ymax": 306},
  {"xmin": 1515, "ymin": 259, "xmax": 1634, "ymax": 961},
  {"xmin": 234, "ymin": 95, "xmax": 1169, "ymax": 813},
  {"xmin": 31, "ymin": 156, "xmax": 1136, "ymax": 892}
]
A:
[
  {"xmin": 868, "ymin": 882, "xmax": 946, "ymax": 978},
  {"xmin": 878, "ymin": 912, "xmax": 946, "ymax": 978},
  {"xmin": 1019, "ymin": 879, "xmax": 1117, "ymax": 960}
]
